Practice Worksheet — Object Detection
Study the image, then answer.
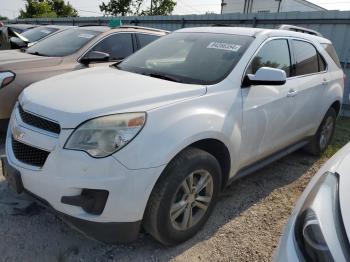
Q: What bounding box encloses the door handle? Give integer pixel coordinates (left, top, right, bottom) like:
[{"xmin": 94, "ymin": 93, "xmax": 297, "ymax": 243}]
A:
[
  {"xmin": 287, "ymin": 89, "xmax": 298, "ymax": 97},
  {"xmin": 322, "ymin": 79, "xmax": 329, "ymax": 86}
]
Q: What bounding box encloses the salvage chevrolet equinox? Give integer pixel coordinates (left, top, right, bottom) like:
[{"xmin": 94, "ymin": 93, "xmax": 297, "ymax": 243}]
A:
[{"xmin": 2, "ymin": 26, "xmax": 344, "ymax": 245}]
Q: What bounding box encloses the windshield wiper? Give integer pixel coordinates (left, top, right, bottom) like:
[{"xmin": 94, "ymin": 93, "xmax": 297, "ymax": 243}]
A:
[
  {"xmin": 145, "ymin": 72, "xmax": 183, "ymax": 83},
  {"xmin": 111, "ymin": 61, "xmax": 123, "ymax": 69},
  {"xmin": 27, "ymin": 51, "xmax": 46, "ymax": 57}
]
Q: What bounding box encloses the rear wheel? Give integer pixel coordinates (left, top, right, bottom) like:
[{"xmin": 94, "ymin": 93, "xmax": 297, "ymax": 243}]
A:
[
  {"xmin": 143, "ymin": 147, "xmax": 221, "ymax": 246},
  {"xmin": 305, "ymin": 107, "xmax": 336, "ymax": 156}
]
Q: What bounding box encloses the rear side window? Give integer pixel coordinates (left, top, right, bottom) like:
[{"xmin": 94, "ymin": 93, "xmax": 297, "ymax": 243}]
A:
[
  {"xmin": 322, "ymin": 43, "xmax": 341, "ymax": 68},
  {"xmin": 318, "ymin": 53, "xmax": 327, "ymax": 72},
  {"xmin": 247, "ymin": 39, "xmax": 292, "ymax": 77},
  {"xmin": 137, "ymin": 34, "xmax": 160, "ymax": 48},
  {"xmin": 91, "ymin": 33, "xmax": 133, "ymax": 60},
  {"xmin": 26, "ymin": 28, "xmax": 101, "ymax": 57},
  {"xmin": 21, "ymin": 26, "xmax": 58, "ymax": 42},
  {"xmin": 293, "ymin": 40, "xmax": 319, "ymax": 76}
]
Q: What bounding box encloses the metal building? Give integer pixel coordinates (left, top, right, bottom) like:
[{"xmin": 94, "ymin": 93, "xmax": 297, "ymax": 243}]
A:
[{"xmin": 221, "ymin": 0, "xmax": 326, "ymax": 14}]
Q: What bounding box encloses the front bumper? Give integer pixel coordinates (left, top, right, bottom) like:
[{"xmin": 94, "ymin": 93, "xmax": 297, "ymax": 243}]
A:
[
  {"xmin": 26, "ymin": 187, "xmax": 141, "ymax": 243},
  {"xmin": 5, "ymin": 105, "xmax": 165, "ymax": 243}
]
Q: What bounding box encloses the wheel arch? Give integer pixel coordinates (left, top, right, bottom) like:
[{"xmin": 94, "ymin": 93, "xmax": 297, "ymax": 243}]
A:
[
  {"xmin": 330, "ymin": 100, "xmax": 341, "ymax": 116},
  {"xmin": 189, "ymin": 139, "xmax": 231, "ymax": 190}
]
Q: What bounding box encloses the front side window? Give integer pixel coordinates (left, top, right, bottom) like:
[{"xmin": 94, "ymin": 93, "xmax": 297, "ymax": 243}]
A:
[
  {"xmin": 91, "ymin": 33, "xmax": 133, "ymax": 61},
  {"xmin": 137, "ymin": 34, "xmax": 160, "ymax": 48},
  {"xmin": 21, "ymin": 26, "xmax": 58, "ymax": 42},
  {"xmin": 293, "ymin": 40, "xmax": 320, "ymax": 76},
  {"xmin": 118, "ymin": 32, "xmax": 254, "ymax": 85},
  {"xmin": 247, "ymin": 39, "xmax": 291, "ymax": 77},
  {"xmin": 26, "ymin": 28, "xmax": 101, "ymax": 57}
]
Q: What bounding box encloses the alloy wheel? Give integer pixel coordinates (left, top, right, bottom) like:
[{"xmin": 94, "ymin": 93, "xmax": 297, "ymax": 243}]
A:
[
  {"xmin": 170, "ymin": 170, "xmax": 214, "ymax": 231},
  {"xmin": 319, "ymin": 116, "xmax": 334, "ymax": 150}
]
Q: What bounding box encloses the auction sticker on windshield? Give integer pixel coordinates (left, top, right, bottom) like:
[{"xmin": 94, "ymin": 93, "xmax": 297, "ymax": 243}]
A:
[
  {"xmin": 41, "ymin": 30, "xmax": 51, "ymax": 34},
  {"xmin": 78, "ymin": 34, "xmax": 95, "ymax": 39},
  {"xmin": 207, "ymin": 42, "xmax": 242, "ymax": 52}
]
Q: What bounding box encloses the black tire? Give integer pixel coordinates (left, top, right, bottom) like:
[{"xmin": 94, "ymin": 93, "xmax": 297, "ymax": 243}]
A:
[
  {"xmin": 305, "ymin": 107, "xmax": 336, "ymax": 156},
  {"xmin": 0, "ymin": 119, "xmax": 8, "ymax": 135},
  {"xmin": 143, "ymin": 147, "xmax": 222, "ymax": 246}
]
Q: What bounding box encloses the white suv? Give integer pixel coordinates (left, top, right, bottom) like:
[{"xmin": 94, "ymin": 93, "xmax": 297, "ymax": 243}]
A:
[{"xmin": 1, "ymin": 26, "xmax": 344, "ymax": 245}]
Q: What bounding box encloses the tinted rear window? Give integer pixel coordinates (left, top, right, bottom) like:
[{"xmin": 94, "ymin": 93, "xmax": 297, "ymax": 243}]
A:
[
  {"xmin": 322, "ymin": 43, "xmax": 341, "ymax": 68},
  {"xmin": 21, "ymin": 26, "xmax": 58, "ymax": 42},
  {"xmin": 293, "ymin": 40, "xmax": 319, "ymax": 76},
  {"xmin": 26, "ymin": 28, "xmax": 101, "ymax": 57},
  {"xmin": 137, "ymin": 34, "xmax": 160, "ymax": 48}
]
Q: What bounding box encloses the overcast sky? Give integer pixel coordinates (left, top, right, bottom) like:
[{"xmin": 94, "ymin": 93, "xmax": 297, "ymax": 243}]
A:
[{"xmin": 1, "ymin": 0, "xmax": 350, "ymax": 19}]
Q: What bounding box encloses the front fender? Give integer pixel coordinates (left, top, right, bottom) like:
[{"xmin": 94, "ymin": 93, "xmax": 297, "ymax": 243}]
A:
[{"xmin": 114, "ymin": 90, "xmax": 242, "ymax": 171}]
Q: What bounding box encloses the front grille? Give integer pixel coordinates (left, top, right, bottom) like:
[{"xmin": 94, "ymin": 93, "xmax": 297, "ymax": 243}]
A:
[
  {"xmin": 18, "ymin": 105, "xmax": 61, "ymax": 134},
  {"xmin": 12, "ymin": 138, "xmax": 50, "ymax": 168}
]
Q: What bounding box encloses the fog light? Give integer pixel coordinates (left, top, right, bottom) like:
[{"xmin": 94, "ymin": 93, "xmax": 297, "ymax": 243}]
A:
[{"xmin": 61, "ymin": 189, "xmax": 109, "ymax": 215}]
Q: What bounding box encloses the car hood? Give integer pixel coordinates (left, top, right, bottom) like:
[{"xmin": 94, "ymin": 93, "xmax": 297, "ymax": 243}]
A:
[
  {"xmin": 19, "ymin": 67, "xmax": 207, "ymax": 128},
  {"xmin": 0, "ymin": 50, "xmax": 62, "ymax": 70}
]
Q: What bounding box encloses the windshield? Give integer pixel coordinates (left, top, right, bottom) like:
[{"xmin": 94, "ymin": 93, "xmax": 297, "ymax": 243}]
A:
[
  {"xmin": 118, "ymin": 32, "xmax": 253, "ymax": 85},
  {"xmin": 26, "ymin": 28, "xmax": 101, "ymax": 57},
  {"xmin": 21, "ymin": 26, "xmax": 59, "ymax": 42}
]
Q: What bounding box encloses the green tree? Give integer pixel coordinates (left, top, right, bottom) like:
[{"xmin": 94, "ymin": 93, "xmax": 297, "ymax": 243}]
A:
[
  {"xmin": 100, "ymin": 0, "xmax": 176, "ymax": 16},
  {"xmin": 0, "ymin": 15, "xmax": 9, "ymax": 20},
  {"xmin": 49, "ymin": 0, "xmax": 78, "ymax": 17},
  {"xmin": 19, "ymin": 0, "xmax": 78, "ymax": 18},
  {"xmin": 100, "ymin": 0, "xmax": 133, "ymax": 16},
  {"xmin": 142, "ymin": 0, "xmax": 176, "ymax": 15}
]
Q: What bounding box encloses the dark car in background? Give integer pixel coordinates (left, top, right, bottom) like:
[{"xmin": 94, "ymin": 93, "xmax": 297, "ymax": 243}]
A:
[
  {"xmin": 0, "ymin": 24, "xmax": 38, "ymax": 50},
  {"xmin": 0, "ymin": 25, "xmax": 168, "ymax": 131},
  {"xmin": 9, "ymin": 25, "xmax": 72, "ymax": 49}
]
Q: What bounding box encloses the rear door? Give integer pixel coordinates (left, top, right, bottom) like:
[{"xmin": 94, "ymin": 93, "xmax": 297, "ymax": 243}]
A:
[
  {"xmin": 135, "ymin": 33, "xmax": 161, "ymax": 50},
  {"xmin": 287, "ymin": 39, "xmax": 328, "ymax": 139}
]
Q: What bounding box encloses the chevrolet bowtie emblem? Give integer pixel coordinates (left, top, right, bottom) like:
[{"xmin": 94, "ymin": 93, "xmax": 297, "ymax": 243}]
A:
[{"xmin": 12, "ymin": 125, "xmax": 25, "ymax": 140}]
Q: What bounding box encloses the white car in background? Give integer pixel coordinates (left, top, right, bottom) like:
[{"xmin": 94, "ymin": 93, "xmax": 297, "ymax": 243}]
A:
[
  {"xmin": 1, "ymin": 25, "xmax": 344, "ymax": 245},
  {"xmin": 275, "ymin": 142, "xmax": 350, "ymax": 262}
]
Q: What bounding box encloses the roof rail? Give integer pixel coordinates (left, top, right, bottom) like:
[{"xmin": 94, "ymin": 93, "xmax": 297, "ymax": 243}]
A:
[
  {"xmin": 210, "ymin": 24, "xmax": 231, "ymax": 27},
  {"xmin": 277, "ymin": 24, "xmax": 323, "ymax": 37},
  {"xmin": 78, "ymin": 24, "xmax": 104, "ymax": 27},
  {"xmin": 119, "ymin": 25, "xmax": 169, "ymax": 33}
]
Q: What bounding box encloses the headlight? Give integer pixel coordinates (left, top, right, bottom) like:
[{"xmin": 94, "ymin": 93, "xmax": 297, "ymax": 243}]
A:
[
  {"xmin": 65, "ymin": 113, "xmax": 146, "ymax": 158},
  {"xmin": 294, "ymin": 172, "xmax": 350, "ymax": 262},
  {"xmin": 0, "ymin": 71, "xmax": 15, "ymax": 89}
]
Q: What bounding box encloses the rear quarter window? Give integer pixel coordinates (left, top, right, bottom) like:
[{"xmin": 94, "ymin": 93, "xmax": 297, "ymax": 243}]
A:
[{"xmin": 322, "ymin": 43, "xmax": 341, "ymax": 68}]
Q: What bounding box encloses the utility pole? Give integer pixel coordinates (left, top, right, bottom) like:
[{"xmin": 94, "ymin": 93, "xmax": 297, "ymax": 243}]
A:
[
  {"xmin": 277, "ymin": 0, "xmax": 282, "ymax": 13},
  {"xmin": 220, "ymin": 0, "xmax": 227, "ymax": 14},
  {"xmin": 151, "ymin": 0, "xmax": 153, "ymax": 15}
]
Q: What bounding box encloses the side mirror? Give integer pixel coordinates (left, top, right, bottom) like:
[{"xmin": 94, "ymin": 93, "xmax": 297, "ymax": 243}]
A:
[
  {"xmin": 243, "ymin": 67, "xmax": 287, "ymax": 87},
  {"xmin": 80, "ymin": 51, "xmax": 110, "ymax": 65},
  {"xmin": 9, "ymin": 37, "xmax": 28, "ymax": 49}
]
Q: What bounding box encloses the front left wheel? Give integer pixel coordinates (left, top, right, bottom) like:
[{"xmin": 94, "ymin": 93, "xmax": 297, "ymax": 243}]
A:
[{"xmin": 143, "ymin": 147, "xmax": 222, "ymax": 246}]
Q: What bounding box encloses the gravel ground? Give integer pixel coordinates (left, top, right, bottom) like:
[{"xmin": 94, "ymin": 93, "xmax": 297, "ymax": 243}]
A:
[{"xmin": 0, "ymin": 118, "xmax": 349, "ymax": 262}]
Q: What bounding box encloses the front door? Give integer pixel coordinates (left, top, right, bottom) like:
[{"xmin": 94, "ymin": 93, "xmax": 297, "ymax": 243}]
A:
[{"xmin": 239, "ymin": 38, "xmax": 296, "ymax": 167}]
